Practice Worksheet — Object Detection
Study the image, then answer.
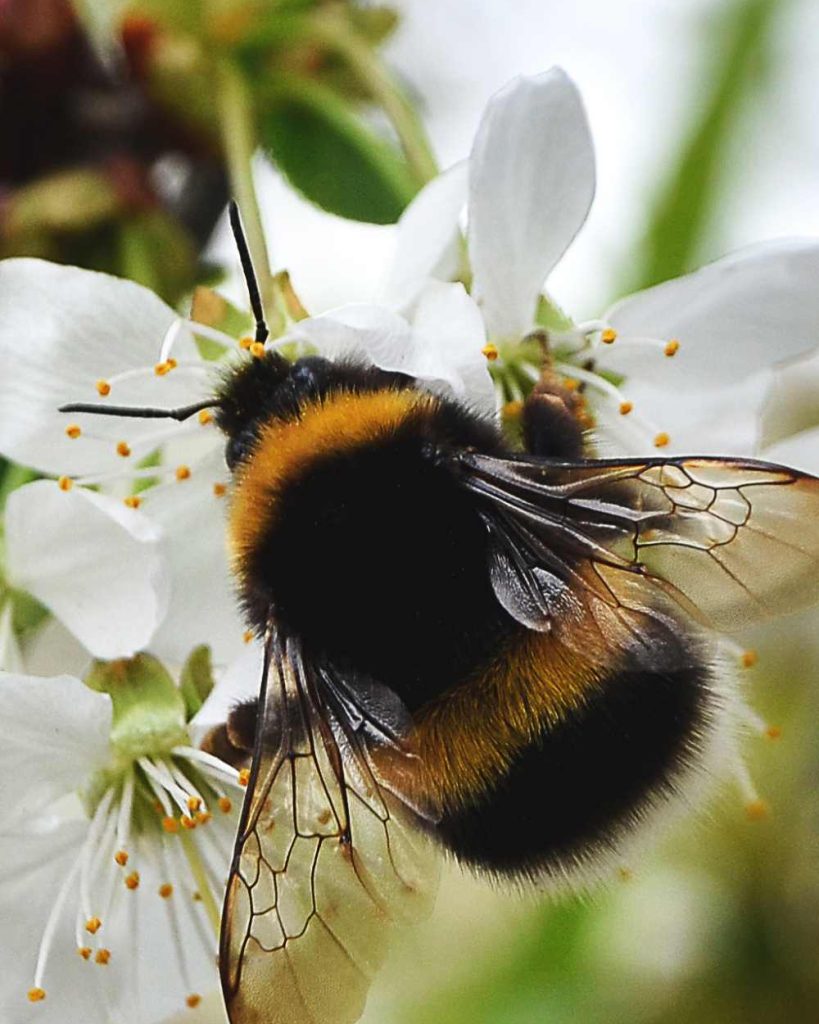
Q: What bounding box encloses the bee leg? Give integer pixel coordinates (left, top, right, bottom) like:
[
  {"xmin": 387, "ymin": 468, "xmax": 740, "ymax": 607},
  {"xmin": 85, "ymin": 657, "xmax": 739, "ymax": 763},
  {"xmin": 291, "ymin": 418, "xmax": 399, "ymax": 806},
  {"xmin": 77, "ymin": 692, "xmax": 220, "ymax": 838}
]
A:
[
  {"xmin": 200, "ymin": 697, "xmax": 258, "ymax": 769},
  {"xmin": 521, "ymin": 372, "xmax": 589, "ymax": 458}
]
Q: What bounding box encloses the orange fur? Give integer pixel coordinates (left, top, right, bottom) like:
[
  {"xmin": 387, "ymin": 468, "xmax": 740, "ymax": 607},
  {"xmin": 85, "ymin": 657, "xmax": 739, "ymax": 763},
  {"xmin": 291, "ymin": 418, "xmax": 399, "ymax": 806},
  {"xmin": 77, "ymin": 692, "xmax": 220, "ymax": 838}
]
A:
[
  {"xmin": 228, "ymin": 388, "xmax": 436, "ymax": 573},
  {"xmin": 412, "ymin": 625, "xmax": 609, "ymax": 814}
]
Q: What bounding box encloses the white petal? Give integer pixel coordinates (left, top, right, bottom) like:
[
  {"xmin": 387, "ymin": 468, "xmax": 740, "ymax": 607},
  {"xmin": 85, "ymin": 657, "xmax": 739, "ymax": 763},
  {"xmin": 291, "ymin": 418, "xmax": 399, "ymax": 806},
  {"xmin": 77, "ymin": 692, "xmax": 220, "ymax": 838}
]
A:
[
  {"xmin": 288, "ymin": 298, "xmax": 495, "ymax": 413},
  {"xmin": 604, "ymin": 240, "xmax": 819, "ymax": 390},
  {"xmin": 0, "ymin": 259, "xmax": 206, "ymax": 475},
  {"xmin": 0, "ymin": 822, "xmax": 108, "ymax": 1024},
  {"xmin": 468, "ymin": 68, "xmax": 595, "ymax": 340},
  {"xmin": 20, "ymin": 618, "xmax": 92, "ymax": 681},
  {"xmin": 607, "ymin": 372, "xmax": 771, "ymax": 457},
  {"xmin": 4, "ymin": 481, "xmax": 170, "ymax": 659},
  {"xmin": 0, "ymin": 673, "xmax": 111, "ymax": 824},
  {"xmin": 762, "ymin": 427, "xmax": 819, "ymax": 476},
  {"xmin": 139, "ymin": 450, "xmax": 246, "ymax": 668},
  {"xmin": 0, "ymin": 602, "xmax": 24, "ymax": 674},
  {"xmin": 287, "ymin": 304, "xmax": 415, "ymax": 373},
  {"xmin": 409, "ymin": 281, "xmax": 497, "ymax": 417},
  {"xmin": 381, "ymin": 161, "xmax": 469, "ymax": 309}
]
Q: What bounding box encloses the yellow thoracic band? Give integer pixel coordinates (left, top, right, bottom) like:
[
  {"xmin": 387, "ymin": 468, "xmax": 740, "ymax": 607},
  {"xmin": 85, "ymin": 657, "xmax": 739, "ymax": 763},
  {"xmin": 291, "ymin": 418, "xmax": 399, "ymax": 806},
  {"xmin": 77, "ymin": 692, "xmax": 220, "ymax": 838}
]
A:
[{"xmin": 228, "ymin": 387, "xmax": 436, "ymax": 570}]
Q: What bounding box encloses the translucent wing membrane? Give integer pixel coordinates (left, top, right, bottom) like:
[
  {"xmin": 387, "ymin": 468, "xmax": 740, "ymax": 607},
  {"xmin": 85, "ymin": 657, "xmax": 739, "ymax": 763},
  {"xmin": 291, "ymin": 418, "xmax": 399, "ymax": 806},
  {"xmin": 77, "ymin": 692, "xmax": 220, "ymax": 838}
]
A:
[
  {"xmin": 455, "ymin": 451, "xmax": 819, "ymax": 635},
  {"xmin": 220, "ymin": 629, "xmax": 439, "ymax": 1024}
]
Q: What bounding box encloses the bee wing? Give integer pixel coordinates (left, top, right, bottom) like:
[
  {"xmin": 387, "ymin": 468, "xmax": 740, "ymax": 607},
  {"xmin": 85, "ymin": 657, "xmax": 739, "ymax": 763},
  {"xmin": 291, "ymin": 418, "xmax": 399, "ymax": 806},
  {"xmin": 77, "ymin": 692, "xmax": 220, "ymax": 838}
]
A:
[
  {"xmin": 455, "ymin": 451, "xmax": 819, "ymax": 636},
  {"xmin": 220, "ymin": 628, "xmax": 440, "ymax": 1024}
]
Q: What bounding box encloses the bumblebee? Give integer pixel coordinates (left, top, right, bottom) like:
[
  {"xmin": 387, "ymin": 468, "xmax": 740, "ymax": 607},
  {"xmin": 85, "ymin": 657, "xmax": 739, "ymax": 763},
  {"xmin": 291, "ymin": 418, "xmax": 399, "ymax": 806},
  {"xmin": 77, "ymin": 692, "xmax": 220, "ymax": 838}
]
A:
[{"xmin": 62, "ymin": 205, "xmax": 819, "ymax": 1024}]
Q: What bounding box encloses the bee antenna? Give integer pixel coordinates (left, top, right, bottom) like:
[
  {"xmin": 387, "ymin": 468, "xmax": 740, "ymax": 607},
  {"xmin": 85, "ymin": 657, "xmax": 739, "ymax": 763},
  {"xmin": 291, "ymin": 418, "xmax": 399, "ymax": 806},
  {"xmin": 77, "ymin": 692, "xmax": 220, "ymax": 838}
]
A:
[
  {"xmin": 228, "ymin": 200, "xmax": 269, "ymax": 345},
  {"xmin": 58, "ymin": 398, "xmax": 218, "ymax": 422}
]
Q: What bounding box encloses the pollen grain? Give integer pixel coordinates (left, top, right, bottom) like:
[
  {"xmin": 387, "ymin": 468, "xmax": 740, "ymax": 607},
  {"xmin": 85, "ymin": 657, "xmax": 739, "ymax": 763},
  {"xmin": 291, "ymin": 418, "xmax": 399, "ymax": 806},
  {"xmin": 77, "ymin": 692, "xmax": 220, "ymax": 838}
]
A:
[
  {"xmin": 653, "ymin": 432, "xmax": 670, "ymax": 448},
  {"xmin": 95, "ymin": 379, "xmax": 111, "ymax": 396},
  {"xmin": 65, "ymin": 424, "xmax": 82, "ymax": 439},
  {"xmin": 116, "ymin": 441, "xmax": 132, "ymax": 458},
  {"xmin": 58, "ymin": 476, "xmax": 73, "ymax": 491},
  {"xmin": 175, "ymin": 465, "xmax": 191, "ymax": 482},
  {"xmin": 124, "ymin": 871, "xmax": 140, "ymax": 890}
]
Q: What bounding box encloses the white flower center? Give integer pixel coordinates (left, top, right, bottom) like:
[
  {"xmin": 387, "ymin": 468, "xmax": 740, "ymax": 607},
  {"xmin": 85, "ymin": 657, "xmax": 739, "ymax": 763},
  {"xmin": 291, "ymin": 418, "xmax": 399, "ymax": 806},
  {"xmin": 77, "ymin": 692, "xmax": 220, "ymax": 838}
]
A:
[{"xmin": 27, "ymin": 746, "xmax": 244, "ymax": 1014}]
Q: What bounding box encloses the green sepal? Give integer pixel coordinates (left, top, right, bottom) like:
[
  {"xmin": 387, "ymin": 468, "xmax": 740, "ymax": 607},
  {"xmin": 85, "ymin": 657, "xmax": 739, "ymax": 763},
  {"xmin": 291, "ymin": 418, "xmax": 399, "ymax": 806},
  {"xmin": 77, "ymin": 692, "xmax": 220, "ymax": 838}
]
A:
[
  {"xmin": 179, "ymin": 645, "xmax": 216, "ymax": 720},
  {"xmin": 535, "ymin": 292, "xmax": 575, "ymax": 333},
  {"xmin": 86, "ymin": 654, "xmax": 188, "ymax": 760}
]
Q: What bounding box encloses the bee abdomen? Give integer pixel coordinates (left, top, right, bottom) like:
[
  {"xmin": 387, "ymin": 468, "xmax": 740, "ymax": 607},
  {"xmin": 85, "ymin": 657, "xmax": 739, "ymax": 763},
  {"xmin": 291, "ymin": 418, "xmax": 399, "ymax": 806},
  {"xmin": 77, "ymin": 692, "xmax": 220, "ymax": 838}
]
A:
[{"xmin": 433, "ymin": 641, "xmax": 722, "ymax": 884}]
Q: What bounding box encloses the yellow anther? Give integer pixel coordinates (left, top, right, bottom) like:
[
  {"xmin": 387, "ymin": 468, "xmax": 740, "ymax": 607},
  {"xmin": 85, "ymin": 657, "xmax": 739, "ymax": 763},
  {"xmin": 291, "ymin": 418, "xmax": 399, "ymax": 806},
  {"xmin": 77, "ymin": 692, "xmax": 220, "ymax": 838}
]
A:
[
  {"xmin": 242, "ymin": 630, "xmax": 254, "ymax": 644},
  {"xmin": 175, "ymin": 465, "xmax": 191, "ymax": 482},
  {"xmin": 65, "ymin": 424, "xmax": 82, "ymax": 439},
  {"xmin": 123, "ymin": 495, "xmax": 142, "ymax": 509},
  {"xmin": 664, "ymin": 339, "xmax": 680, "ymax": 357},
  {"xmin": 218, "ymin": 796, "xmax": 233, "ymax": 814},
  {"xmin": 162, "ymin": 816, "xmax": 180, "ymax": 834},
  {"xmin": 502, "ymin": 400, "xmax": 523, "ymax": 418},
  {"xmin": 187, "ymin": 994, "xmax": 202, "ymax": 1009},
  {"xmin": 180, "ymin": 814, "xmax": 197, "ymax": 830},
  {"xmin": 238, "ymin": 336, "xmax": 253, "ymax": 350},
  {"xmin": 154, "ymin": 360, "xmax": 176, "ymax": 376},
  {"xmin": 187, "ymin": 796, "xmax": 202, "ymax": 812},
  {"xmin": 766, "ymin": 725, "xmax": 783, "ymax": 741},
  {"xmin": 746, "ymin": 799, "xmax": 770, "ymax": 822},
  {"xmin": 250, "ymin": 342, "xmax": 266, "ymax": 359},
  {"xmin": 213, "ymin": 482, "xmax": 227, "ymax": 498},
  {"xmin": 239, "ymin": 768, "xmax": 251, "ymax": 788},
  {"xmin": 78, "ymin": 946, "xmax": 92, "ymax": 960},
  {"xmin": 159, "ymin": 883, "xmax": 174, "ymax": 899},
  {"xmin": 95, "ymin": 949, "xmax": 111, "ymax": 966},
  {"xmin": 600, "ymin": 328, "xmax": 617, "ymax": 344},
  {"xmin": 563, "ymin": 377, "xmax": 580, "ymax": 391},
  {"xmin": 85, "ymin": 917, "xmax": 102, "ymax": 935},
  {"xmin": 58, "ymin": 476, "xmax": 73, "ymax": 491},
  {"xmin": 124, "ymin": 871, "xmax": 140, "ymax": 890},
  {"xmin": 116, "ymin": 441, "xmax": 131, "ymax": 458},
  {"xmin": 653, "ymin": 432, "xmax": 670, "ymax": 448},
  {"xmin": 619, "ymin": 401, "xmax": 633, "ymax": 416},
  {"xmin": 95, "ymin": 379, "xmax": 111, "ymax": 396},
  {"xmin": 741, "ymin": 649, "xmax": 758, "ymax": 669},
  {"xmin": 196, "ymin": 811, "xmax": 213, "ymax": 826},
  {"xmin": 198, "ymin": 409, "xmax": 213, "ymax": 425},
  {"xmin": 28, "ymin": 988, "xmax": 46, "ymax": 1002},
  {"xmin": 114, "ymin": 850, "xmax": 129, "ymax": 867},
  {"xmin": 481, "ymin": 343, "xmax": 499, "ymax": 361}
]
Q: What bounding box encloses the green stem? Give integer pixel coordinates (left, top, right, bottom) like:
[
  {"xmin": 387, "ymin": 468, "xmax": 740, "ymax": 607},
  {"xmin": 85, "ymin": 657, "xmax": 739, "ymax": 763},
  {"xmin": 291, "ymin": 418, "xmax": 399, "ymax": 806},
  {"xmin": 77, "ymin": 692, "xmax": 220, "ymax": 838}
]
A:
[
  {"xmin": 216, "ymin": 58, "xmax": 283, "ymax": 333},
  {"xmin": 180, "ymin": 831, "xmax": 222, "ymax": 938},
  {"xmin": 311, "ymin": 13, "xmax": 438, "ymax": 186}
]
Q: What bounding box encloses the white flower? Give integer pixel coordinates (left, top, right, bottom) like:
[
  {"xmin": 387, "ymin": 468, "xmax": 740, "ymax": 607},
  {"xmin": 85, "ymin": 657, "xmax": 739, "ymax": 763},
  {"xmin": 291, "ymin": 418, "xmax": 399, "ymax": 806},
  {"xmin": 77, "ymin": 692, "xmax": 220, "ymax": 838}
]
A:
[
  {"xmin": 384, "ymin": 67, "xmax": 819, "ymax": 455},
  {"xmin": 0, "ymin": 663, "xmax": 244, "ymax": 1023},
  {"xmin": 0, "ymin": 257, "xmax": 494, "ymax": 668},
  {"xmin": 0, "ymin": 259, "xmax": 243, "ymax": 667}
]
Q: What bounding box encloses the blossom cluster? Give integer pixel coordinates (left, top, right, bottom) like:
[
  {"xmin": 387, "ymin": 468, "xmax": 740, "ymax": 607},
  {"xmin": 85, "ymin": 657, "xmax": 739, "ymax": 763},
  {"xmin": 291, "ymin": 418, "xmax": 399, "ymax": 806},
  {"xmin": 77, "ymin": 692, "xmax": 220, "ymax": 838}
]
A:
[{"xmin": 0, "ymin": 66, "xmax": 817, "ymax": 1022}]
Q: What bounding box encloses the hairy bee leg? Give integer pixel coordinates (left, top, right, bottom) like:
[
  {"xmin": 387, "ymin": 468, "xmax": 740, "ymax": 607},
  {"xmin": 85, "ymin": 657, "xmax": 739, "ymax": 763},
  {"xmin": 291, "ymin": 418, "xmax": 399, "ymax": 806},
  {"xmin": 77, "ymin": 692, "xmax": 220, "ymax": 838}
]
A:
[
  {"xmin": 521, "ymin": 372, "xmax": 588, "ymax": 458},
  {"xmin": 201, "ymin": 698, "xmax": 259, "ymax": 769}
]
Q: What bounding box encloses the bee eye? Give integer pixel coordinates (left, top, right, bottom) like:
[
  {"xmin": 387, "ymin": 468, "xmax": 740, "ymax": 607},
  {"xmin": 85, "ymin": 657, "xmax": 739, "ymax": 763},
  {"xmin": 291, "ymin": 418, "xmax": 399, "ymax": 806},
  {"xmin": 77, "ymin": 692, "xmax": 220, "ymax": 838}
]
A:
[{"xmin": 225, "ymin": 431, "xmax": 255, "ymax": 471}]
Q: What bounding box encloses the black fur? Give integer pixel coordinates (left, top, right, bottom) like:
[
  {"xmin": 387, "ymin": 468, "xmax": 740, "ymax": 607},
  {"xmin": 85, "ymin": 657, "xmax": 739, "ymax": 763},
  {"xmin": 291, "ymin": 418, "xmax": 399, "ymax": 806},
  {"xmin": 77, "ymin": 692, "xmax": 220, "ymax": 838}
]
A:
[
  {"xmin": 237, "ymin": 373, "xmax": 512, "ymax": 711},
  {"xmin": 435, "ymin": 634, "xmax": 713, "ymax": 879}
]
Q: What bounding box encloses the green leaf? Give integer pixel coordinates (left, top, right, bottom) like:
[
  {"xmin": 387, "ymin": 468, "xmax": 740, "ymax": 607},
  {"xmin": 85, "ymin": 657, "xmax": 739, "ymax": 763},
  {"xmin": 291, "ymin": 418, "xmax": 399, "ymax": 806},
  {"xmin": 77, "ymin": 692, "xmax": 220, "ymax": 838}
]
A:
[
  {"xmin": 259, "ymin": 76, "xmax": 418, "ymax": 224},
  {"xmin": 179, "ymin": 645, "xmax": 216, "ymax": 719}
]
